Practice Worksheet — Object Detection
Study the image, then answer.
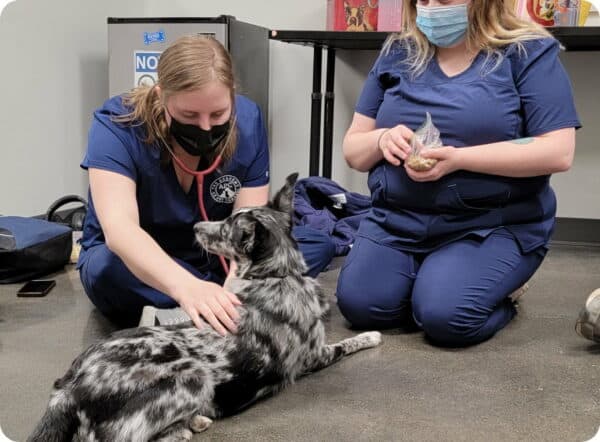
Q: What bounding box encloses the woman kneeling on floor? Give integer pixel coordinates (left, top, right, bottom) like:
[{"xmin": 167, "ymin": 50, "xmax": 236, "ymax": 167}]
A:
[{"xmin": 336, "ymin": 0, "xmax": 580, "ymax": 347}]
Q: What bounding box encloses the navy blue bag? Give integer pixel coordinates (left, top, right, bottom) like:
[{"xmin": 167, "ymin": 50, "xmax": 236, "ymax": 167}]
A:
[{"xmin": 0, "ymin": 216, "xmax": 72, "ymax": 283}]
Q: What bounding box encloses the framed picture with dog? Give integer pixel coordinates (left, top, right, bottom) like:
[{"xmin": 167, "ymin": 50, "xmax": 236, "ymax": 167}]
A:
[{"xmin": 327, "ymin": 0, "xmax": 379, "ymax": 31}]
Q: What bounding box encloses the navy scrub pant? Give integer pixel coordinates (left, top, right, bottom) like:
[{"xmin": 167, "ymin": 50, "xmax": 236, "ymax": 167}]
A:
[
  {"xmin": 79, "ymin": 225, "xmax": 335, "ymax": 325},
  {"xmin": 336, "ymin": 229, "xmax": 546, "ymax": 347}
]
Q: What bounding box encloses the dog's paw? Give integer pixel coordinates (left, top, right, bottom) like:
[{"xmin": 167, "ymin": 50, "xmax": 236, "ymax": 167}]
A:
[
  {"xmin": 358, "ymin": 331, "xmax": 382, "ymax": 347},
  {"xmin": 190, "ymin": 415, "xmax": 213, "ymax": 433},
  {"xmin": 179, "ymin": 429, "xmax": 194, "ymax": 441},
  {"xmin": 156, "ymin": 428, "xmax": 193, "ymax": 442}
]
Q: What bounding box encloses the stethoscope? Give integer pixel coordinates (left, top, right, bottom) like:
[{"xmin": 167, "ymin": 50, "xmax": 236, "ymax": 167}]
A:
[{"xmin": 164, "ymin": 143, "xmax": 230, "ymax": 275}]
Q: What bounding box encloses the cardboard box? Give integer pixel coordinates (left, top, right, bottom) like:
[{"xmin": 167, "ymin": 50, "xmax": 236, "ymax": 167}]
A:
[
  {"xmin": 514, "ymin": 0, "xmax": 556, "ymax": 25},
  {"xmin": 327, "ymin": 0, "xmax": 379, "ymax": 31},
  {"xmin": 513, "ymin": 0, "xmax": 588, "ymax": 26},
  {"xmin": 378, "ymin": 0, "xmax": 403, "ymax": 32}
]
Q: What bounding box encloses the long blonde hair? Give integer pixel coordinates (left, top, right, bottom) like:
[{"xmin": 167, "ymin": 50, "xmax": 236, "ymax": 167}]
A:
[
  {"xmin": 383, "ymin": 0, "xmax": 553, "ymax": 77},
  {"xmin": 113, "ymin": 35, "xmax": 238, "ymax": 163}
]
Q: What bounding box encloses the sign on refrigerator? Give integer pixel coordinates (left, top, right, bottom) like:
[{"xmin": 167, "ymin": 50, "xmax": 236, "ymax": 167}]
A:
[{"xmin": 134, "ymin": 51, "xmax": 162, "ymax": 88}]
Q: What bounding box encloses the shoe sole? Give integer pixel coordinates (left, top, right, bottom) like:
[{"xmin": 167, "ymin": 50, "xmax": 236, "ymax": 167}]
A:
[
  {"xmin": 575, "ymin": 288, "xmax": 600, "ymax": 342},
  {"xmin": 510, "ymin": 282, "xmax": 530, "ymax": 305},
  {"xmin": 138, "ymin": 306, "xmax": 158, "ymax": 327}
]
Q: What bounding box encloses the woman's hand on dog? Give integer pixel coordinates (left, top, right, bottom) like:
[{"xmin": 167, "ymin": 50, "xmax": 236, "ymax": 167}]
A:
[{"xmin": 173, "ymin": 279, "xmax": 242, "ymax": 336}]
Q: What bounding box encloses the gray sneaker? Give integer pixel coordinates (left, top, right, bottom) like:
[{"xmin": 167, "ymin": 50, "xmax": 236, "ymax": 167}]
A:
[
  {"xmin": 138, "ymin": 306, "xmax": 192, "ymax": 327},
  {"xmin": 576, "ymin": 288, "xmax": 600, "ymax": 342}
]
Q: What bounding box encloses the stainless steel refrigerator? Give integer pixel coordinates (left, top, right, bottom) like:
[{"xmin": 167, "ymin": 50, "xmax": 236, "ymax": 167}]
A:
[{"xmin": 108, "ymin": 15, "xmax": 269, "ymax": 121}]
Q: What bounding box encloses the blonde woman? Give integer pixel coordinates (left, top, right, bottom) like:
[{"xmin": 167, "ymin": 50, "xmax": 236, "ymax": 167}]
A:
[
  {"xmin": 78, "ymin": 35, "xmax": 334, "ymax": 333},
  {"xmin": 336, "ymin": 0, "xmax": 580, "ymax": 346}
]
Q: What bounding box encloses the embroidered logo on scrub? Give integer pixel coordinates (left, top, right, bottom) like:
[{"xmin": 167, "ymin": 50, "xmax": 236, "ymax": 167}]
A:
[{"xmin": 210, "ymin": 175, "xmax": 241, "ymax": 204}]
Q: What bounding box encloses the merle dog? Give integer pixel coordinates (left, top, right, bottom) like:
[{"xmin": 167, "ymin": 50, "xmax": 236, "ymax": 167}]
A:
[{"xmin": 28, "ymin": 173, "xmax": 382, "ymax": 442}]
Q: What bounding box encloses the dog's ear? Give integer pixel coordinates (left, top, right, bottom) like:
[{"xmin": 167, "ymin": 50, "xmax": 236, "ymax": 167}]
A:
[
  {"xmin": 231, "ymin": 217, "xmax": 256, "ymax": 255},
  {"xmin": 268, "ymin": 173, "xmax": 298, "ymax": 215},
  {"xmin": 249, "ymin": 220, "xmax": 278, "ymax": 263},
  {"xmin": 344, "ymin": 1, "xmax": 353, "ymax": 19}
]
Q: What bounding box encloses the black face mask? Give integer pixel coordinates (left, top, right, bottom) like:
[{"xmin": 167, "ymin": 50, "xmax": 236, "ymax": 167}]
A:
[{"xmin": 168, "ymin": 112, "xmax": 230, "ymax": 157}]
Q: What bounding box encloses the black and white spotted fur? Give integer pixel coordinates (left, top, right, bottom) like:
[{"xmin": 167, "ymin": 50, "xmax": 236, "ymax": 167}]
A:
[{"xmin": 28, "ymin": 173, "xmax": 382, "ymax": 442}]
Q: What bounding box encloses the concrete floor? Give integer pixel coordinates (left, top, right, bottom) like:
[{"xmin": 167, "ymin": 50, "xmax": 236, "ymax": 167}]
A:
[{"xmin": 2, "ymin": 243, "xmax": 600, "ymax": 441}]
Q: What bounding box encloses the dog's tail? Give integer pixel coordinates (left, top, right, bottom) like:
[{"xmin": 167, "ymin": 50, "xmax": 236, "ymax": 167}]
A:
[{"xmin": 27, "ymin": 391, "xmax": 77, "ymax": 442}]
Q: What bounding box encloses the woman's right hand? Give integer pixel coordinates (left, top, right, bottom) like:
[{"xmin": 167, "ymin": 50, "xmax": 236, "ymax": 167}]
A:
[
  {"xmin": 173, "ymin": 278, "xmax": 242, "ymax": 336},
  {"xmin": 378, "ymin": 125, "xmax": 415, "ymax": 166}
]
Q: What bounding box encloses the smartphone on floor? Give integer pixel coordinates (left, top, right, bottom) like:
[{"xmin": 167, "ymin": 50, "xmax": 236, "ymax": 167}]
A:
[{"xmin": 17, "ymin": 280, "xmax": 56, "ymax": 297}]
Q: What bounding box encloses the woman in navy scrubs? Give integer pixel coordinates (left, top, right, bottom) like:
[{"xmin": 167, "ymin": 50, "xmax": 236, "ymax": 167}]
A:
[
  {"xmin": 336, "ymin": 0, "xmax": 580, "ymax": 346},
  {"xmin": 77, "ymin": 35, "xmax": 334, "ymax": 333}
]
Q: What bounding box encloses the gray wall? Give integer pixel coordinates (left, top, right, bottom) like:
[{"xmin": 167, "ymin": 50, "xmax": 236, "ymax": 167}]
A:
[
  {"xmin": 551, "ymin": 50, "xmax": 600, "ymax": 218},
  {"xmin": 0, "ymin": 0, "xmax": 598, "ymax": 219}
]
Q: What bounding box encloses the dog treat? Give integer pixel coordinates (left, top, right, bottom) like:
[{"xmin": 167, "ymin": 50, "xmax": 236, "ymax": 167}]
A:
[
  {"xmin": 406, "ymin": 155, "xmax": 438, "ymax": 171},
  {"xmin": 408, "ymin": 112, "xmax": 442, "ymax": 171}
]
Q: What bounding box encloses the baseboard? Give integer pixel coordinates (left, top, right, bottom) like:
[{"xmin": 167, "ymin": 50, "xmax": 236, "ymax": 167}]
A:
[{"xmin": 552, "ymin": 217, "xmax": 600, "ymax": 246}]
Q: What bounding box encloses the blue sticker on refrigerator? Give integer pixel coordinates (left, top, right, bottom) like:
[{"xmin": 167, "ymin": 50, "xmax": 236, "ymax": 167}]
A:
[{"xmin": 143, "ymin": 29, "xmax": 166, "ymax": 45}]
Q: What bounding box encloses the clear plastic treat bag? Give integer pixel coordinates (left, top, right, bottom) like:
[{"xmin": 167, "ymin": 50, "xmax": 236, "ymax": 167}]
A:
[{"xmin": 407, "ymin": 112, "xmax": 442, "ymax": 171}]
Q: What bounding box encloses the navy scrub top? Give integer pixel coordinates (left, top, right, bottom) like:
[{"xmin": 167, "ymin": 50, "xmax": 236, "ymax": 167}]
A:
[
  {"xmin": 355, "ymin": 37, "xmax": 581, "ymax": 253},
  {"xmin": 78, "ymin": 94, "xmax": 269, "ymax": 272}
]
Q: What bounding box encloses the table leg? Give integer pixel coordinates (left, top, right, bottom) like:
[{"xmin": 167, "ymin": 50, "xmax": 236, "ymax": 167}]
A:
[
  {"xmin": 322, "ymin": 48, "xmax": 336, "ymax": 179},
  {"xmin": 309, "ymin": 46, "xmax": 323, "ymax": 176}
]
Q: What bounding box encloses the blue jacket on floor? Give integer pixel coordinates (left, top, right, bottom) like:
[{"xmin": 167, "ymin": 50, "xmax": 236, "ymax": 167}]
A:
[{"xmin": 293, "ymin": 177, "xmax": 371, "ymax": 256}]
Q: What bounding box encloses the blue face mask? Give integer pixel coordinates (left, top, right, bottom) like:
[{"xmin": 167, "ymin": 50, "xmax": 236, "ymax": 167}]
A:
[{"xmin": 416, "ymin": 3, "xmax": 469, "ymax": 48}]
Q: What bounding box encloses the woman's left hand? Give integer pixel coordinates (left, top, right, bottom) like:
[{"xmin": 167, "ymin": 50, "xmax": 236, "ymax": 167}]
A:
[{"xmin": 405, "ymin": 146, "xmax": 460, "ymax": 182}]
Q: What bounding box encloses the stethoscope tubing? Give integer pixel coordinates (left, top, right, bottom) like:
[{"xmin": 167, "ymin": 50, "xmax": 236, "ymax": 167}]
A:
[{"xmin": 167, "ymin": 148, "xmax": 230, "ymax": 275}]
